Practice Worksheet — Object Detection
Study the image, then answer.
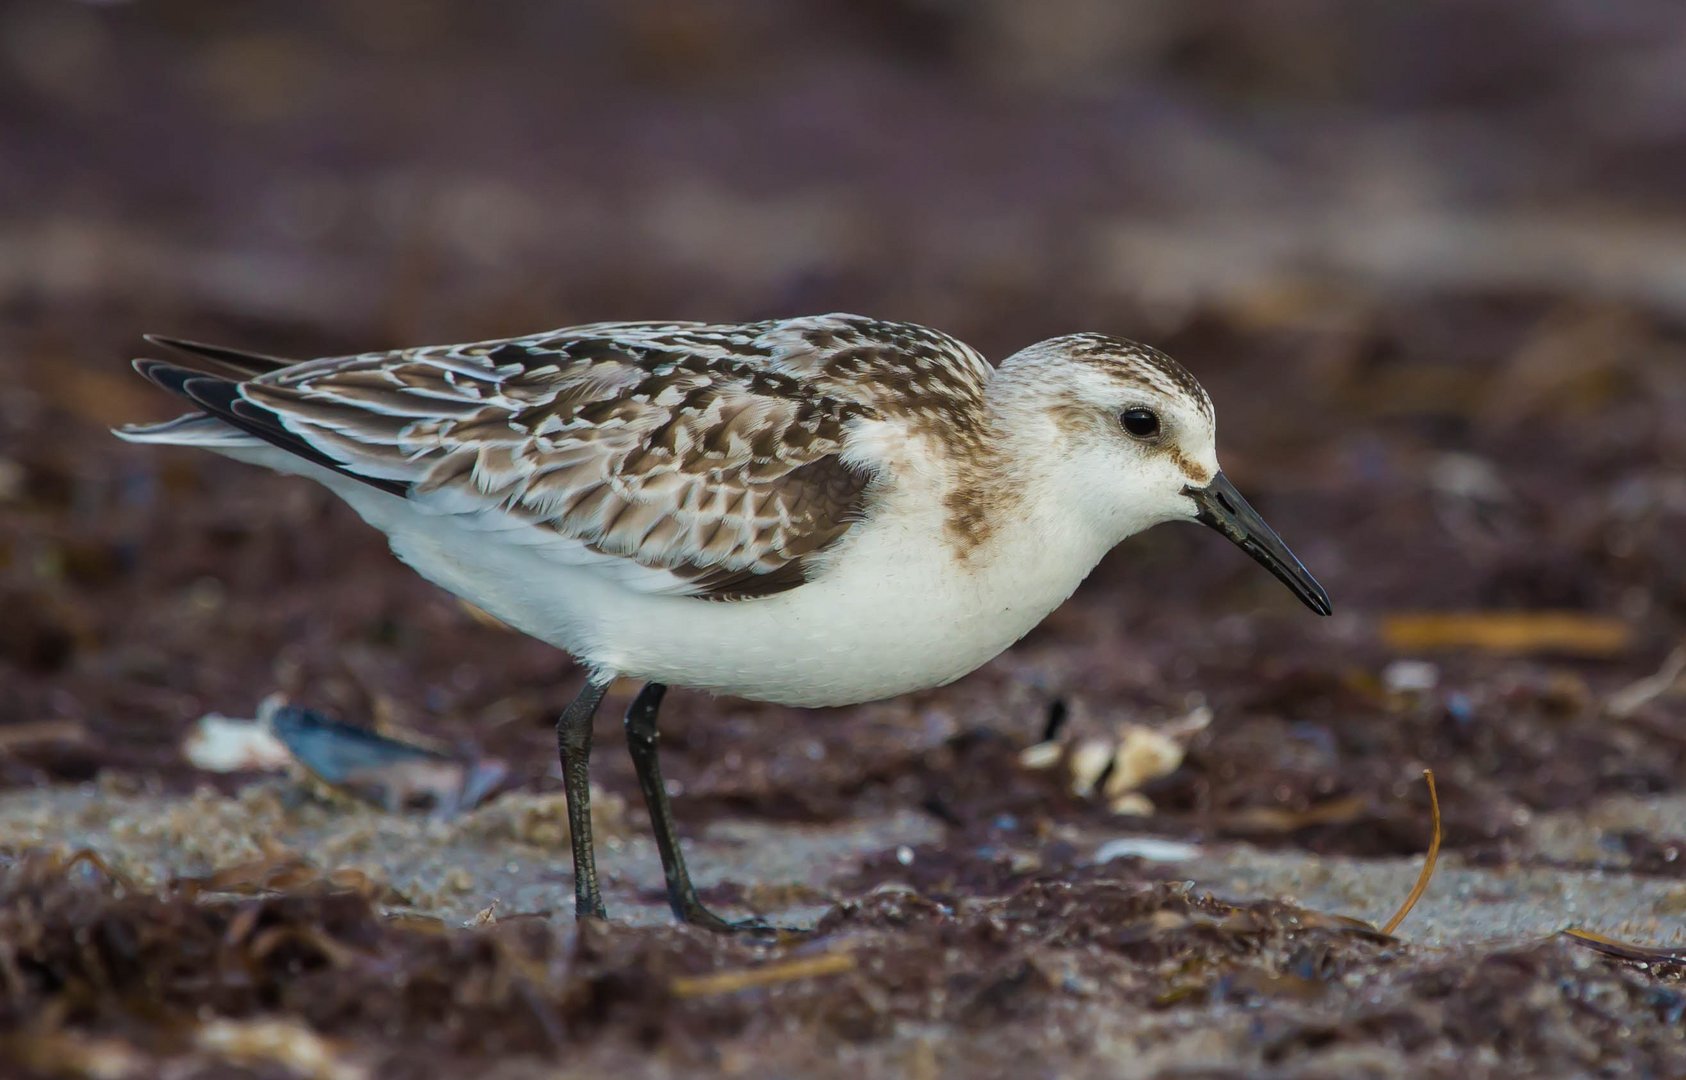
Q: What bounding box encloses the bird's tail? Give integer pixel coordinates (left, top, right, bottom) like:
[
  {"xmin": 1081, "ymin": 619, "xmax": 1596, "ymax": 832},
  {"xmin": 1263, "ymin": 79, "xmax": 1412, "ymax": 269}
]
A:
[
  {"xmin": 111, "ymin": 335, "xmax": 296, "ymax": 447},
  {"xmin": 112, "ymin": 411, "xmax": 259, "ymax": 447}
]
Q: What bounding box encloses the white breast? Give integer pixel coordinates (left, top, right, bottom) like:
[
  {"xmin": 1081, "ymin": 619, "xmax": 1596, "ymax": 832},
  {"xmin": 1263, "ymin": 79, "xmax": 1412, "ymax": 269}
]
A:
[{"xmin": 582, "ymin": 483, "xmax": 1103, "ymax": 706}]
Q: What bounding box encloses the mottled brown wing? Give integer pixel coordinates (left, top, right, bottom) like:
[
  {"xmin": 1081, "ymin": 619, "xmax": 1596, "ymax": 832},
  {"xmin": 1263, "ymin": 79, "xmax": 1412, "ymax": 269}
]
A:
[
  {"xmin": 236, "ymin": 326, "xmax": 881, "ymax": 599},
  {"xmin": 754, "ymin": 315, "xmax": 992, "ymax": 432}
]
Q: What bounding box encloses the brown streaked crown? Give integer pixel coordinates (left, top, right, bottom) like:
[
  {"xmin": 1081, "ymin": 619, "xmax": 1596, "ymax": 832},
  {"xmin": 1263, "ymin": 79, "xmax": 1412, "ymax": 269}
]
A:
[{"xmin": 1055, "ymin": 333, "xmax": 1214, "ymax": 421}]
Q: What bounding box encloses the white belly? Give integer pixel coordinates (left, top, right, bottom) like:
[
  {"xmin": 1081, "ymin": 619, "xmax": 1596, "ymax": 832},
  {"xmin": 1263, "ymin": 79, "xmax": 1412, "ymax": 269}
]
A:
[
  {"xmin": 374, "ymin": 491, "xmax": 1091, "ymax": 707},
  {"xmin": 229, "ymin": 448, "xmax": 1109, "ymax": 708}
]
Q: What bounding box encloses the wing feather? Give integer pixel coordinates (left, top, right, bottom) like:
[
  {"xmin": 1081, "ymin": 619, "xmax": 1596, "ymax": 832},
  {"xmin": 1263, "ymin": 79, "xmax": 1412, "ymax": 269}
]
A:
[{"xmin": 128, "ymin": 314, "xmax": 991, "ymax": 599}]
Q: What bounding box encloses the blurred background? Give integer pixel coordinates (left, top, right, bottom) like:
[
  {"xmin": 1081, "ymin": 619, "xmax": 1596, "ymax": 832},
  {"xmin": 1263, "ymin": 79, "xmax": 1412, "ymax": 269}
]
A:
[
  {"xmin": 3, "ymin": 0, "xmax": 1686, "ymax": 849},
  {"xmin": 8, "ymin": 3, "xmax": 1686, "ymax": 1073}
]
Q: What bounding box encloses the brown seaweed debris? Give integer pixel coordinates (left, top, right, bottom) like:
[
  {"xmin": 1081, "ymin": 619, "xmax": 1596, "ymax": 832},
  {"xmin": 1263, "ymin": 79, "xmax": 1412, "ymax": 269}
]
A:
[
  {"xmin": 823, "ymin": 877, "xmax": 1393, "ymax": 974},
  {"xmin": 171, "ymin": 840, "xmax": 405, "ymax": 905},
  {"xmin": 0, "ymin": 848, "xmax": 572, "ymax": 1063}
]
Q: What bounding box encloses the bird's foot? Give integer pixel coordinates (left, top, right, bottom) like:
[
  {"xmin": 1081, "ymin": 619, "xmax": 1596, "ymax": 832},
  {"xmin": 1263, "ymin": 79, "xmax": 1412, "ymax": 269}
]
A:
[{"xmin": 677, "ymin": 898, "xmax": 805, "ymax": 938}]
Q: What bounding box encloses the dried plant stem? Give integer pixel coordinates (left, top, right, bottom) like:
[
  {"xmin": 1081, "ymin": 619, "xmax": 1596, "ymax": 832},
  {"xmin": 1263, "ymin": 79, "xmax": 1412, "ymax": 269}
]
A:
[
  {"xmin": 1381, "ymin": 769, "xmax": 1441, "ymax": 935},
  {"xmin": 671, "ymin": 951, "xmax": 856, "ymax": 998}
]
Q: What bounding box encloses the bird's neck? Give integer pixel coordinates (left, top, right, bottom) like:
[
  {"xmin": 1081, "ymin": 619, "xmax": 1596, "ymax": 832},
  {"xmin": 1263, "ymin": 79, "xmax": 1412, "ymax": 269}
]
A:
[{"xmin": 939, "ymin": 378, "xmax": 1122, "ymax": 577}]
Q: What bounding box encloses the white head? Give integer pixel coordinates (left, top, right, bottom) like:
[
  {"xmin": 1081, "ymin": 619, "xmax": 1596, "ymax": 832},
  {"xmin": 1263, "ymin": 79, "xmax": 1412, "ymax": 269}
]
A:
[{"xmin": 988, "ymin": 333, "xmax": 1331, "ymax": 615}]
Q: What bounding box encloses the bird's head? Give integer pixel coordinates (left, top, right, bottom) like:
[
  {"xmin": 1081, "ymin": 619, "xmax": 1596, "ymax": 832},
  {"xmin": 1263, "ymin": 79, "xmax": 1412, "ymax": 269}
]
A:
[{"xmin": 994, "ymin": 333, "xmax": 1331, "ymax": 616}]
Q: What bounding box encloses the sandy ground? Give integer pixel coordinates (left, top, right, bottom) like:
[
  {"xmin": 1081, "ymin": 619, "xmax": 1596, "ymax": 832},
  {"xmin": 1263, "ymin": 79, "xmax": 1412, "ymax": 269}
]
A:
[
  {"xmin": 4, "ymin": 775, "xmax": 1685, "ymax": 1077},
  {"xmin": 7, "ymin": 781, "xmax": 1686, "ymax": 943}
]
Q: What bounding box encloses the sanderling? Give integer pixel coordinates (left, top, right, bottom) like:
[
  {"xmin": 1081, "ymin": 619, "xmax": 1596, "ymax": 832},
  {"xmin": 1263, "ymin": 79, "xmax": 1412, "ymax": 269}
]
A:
[{"xmin": 117, "ymin": 313, "xmax": 1330, "ymax": 930}]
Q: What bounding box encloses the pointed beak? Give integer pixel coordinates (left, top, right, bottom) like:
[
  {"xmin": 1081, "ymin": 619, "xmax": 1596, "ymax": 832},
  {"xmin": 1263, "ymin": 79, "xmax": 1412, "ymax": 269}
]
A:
[{"xmin": 1185, "ymin": 472, "xmax": 1332, "ymax": 616}]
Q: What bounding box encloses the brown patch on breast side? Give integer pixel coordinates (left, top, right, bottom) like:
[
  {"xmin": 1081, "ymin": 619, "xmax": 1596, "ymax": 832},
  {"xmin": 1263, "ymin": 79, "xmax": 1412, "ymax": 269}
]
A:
[
  {"xmin": 942, "ymin": 442, "xmax": 1014, "ymax": 556},
  {"xmin": 944, "ymin": 482, "xmax": 994, "ymax": 552}
]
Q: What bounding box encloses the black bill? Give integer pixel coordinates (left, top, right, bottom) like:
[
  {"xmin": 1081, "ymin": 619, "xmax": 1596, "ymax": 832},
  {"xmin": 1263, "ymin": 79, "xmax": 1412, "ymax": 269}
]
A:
[{"xmin": 1186, "ymin": 472, "xmax": 1333, "ymax": 616}]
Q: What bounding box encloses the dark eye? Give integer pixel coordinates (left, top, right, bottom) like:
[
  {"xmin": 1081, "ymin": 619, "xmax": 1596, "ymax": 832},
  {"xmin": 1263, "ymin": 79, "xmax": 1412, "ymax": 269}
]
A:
[{"xmin": 1119, "ymin": 408, "xmax": 1161, "ymax": 440}]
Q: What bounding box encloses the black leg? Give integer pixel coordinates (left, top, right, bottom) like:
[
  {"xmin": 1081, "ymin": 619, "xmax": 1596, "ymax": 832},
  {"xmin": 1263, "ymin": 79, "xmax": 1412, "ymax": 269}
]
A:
[
  {"xmin": 625, "ymin": 682, "xmax": 770, "ymax": 932},
  {"xmin": 557, "ymin": 677, "xmax": 610, "ymax": 920}
]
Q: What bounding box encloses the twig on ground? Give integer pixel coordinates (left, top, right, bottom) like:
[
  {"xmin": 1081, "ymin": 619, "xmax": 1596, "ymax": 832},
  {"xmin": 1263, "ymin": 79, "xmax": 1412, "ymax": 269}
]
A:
[
  {"xmin": 1380, "ymin": 770, "xmax": 1441, "ymax": 935},
  {"xmin": 671, "ymin": 951, "xmax": 856, "ymax": 998},
  {"xmin": 1561, "ymin": 928, "xmax": 1686, "ymax": 965}
]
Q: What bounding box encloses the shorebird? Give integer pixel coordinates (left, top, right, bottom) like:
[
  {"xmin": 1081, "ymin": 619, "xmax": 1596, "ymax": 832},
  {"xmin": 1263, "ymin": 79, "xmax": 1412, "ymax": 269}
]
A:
[{"xmin": 116, "ymin": 313, "xmax": 1331, "ymax": 930}]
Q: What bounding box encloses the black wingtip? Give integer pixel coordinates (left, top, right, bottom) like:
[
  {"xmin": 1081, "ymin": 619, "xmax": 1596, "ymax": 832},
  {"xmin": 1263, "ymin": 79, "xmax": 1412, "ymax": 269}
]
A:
[
  {"xmin": 131, "ymin": 357, "xmax": 249, "ymax": 414},
  {"xmin": 127, "ymin": 356, "xmax": 407, "ymax": 498},
  {"xmin": 141, "ymin": 335, "xmax": 293, "ymax": 377},
  {"xmin": 132, "ymin": 357, "xmax": 202, "ymax": 397},
  {"xmin": 177, "ymin": 372, "xmax": 244, "ymax": 413}
]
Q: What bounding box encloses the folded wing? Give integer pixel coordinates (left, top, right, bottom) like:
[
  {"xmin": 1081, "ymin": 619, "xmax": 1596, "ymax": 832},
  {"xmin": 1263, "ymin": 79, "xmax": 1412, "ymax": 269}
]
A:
[{"xmin": 125, "ymin": 323, "xmax": 894, "ymax": 599}]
